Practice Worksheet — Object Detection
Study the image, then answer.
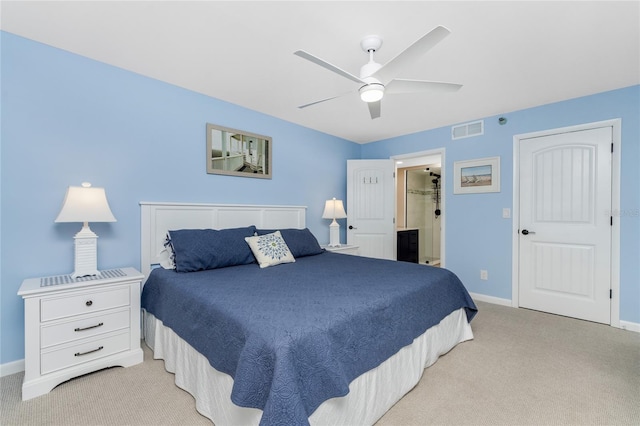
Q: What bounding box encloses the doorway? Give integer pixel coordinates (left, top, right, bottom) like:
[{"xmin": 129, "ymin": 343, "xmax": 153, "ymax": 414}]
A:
[
  {"xmin": 393, "ymin": 150, "xmax": 444, "ymax": 267},
  {"xmin": 397, "ymin": 165, "xmax": 442, "ymax": 265}
]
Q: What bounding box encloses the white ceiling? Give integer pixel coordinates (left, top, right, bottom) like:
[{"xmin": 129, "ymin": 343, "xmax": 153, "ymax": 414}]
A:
[{"xmin": 2, "ymin": 1, "xmax": 638, "ymax": 143}]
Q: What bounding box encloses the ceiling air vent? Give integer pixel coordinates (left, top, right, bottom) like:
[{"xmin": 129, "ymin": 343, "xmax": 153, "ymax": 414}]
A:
[{"xmin": 451, "ymin": 120, "xmax": 484, "ymax": 140}]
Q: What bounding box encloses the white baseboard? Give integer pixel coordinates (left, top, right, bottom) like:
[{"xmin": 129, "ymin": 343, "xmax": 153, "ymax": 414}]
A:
[
  {"xmin": 469, "ymin": 292, "xmax": 640, "ymax": 333},
  {"xmin": 0, "ymin": 359, "xmax": 24, "ymax": 377},
  {"xmin": 619, "ymin": 320, "xmax": 640, "ymax": 333},
  {"xmin": 469, "ymin": 292, "xmax": 513, "ymax": 307}
]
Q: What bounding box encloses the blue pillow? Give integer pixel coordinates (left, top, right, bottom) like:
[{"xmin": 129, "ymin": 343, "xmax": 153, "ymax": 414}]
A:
[
  {"xmin": 256, "ymin": 228, "xmax": 324, "ymax": 258},
  {"xmin": 168, "ymin": 226, "xmax": 257, "ymax": 272}
]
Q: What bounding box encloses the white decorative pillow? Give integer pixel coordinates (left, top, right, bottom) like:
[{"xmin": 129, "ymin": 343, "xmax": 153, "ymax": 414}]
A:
[
  {"xmin": 159, "ymin": 233, "xmax": 176, "ymax": 269},
  {"xmin": 245, "ymin": 231, "xmax": 295, "ymax": 268}
]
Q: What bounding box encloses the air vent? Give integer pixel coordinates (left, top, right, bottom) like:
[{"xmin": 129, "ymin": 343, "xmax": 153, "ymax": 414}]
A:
[{"xmin": 451, "ymin": 120, "xmax": 484, "ymax": 140}]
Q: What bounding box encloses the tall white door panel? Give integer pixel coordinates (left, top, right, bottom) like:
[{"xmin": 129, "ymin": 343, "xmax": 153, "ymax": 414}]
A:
[
  {"xmin": 347, "ymin": 160, "xmax": 395, "ymax": 260},
  {"xmin": 519, "ymin": 126, "xmax": 612, "ymax": 324}
]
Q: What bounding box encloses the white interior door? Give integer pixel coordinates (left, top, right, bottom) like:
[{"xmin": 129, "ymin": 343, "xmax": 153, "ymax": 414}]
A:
[
  {"xmin": 347, "ymin": 159, "xmax": 395, "ymax": 259},
  {"xmin": 519, "ymin": 126, "xmax": 612, "ymax": 324}
]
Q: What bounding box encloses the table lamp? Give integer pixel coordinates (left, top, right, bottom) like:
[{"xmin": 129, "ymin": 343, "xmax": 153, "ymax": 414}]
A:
[
  {"xmin": 322, "ymin": 197, "xmax": 347, "ymax": 247},
  {"xmin": 55, "ymin": 182, "xmax": 117, "ymax": 278}
]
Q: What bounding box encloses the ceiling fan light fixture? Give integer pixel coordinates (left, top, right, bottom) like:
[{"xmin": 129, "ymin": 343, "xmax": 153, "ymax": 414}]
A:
[
  {"xmin": 359, "ymin": 83, "xmax": 384, "ymax": 103},
  {"xmin": 295, "ymin": 26, "xmax": 460, "ymax": 118}
]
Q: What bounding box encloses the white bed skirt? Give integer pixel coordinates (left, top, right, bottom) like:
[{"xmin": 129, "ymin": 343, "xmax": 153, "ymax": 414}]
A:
[{"xmin": 143, "ymin": 308, "xmax": 473, "ymax": 425}]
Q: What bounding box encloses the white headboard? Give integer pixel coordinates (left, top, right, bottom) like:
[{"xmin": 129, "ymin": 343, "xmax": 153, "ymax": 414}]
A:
[{"xmin": 140, "ymin": 202, "xmax": 307, "ymax": 280}]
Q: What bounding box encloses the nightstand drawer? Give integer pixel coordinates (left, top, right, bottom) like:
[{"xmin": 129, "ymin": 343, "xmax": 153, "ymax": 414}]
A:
[
  {"xmin": 41, "ymin": 286, "xmax": 130, "ymax": 322},
  {"xmin": 41, "ymin": 331, "xmax": 130, "ymax": 375},
  {"xmin": 41, "ymin": 308, "xmax": 130, "ymax": 349}
]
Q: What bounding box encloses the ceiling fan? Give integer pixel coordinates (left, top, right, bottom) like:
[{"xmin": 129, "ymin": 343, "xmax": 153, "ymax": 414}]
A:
[{"xmin": 294, "ymin": 26, "xmax": 462, "ymax": 119}]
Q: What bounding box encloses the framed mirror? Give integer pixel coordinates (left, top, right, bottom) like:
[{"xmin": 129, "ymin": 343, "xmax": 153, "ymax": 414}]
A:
[{"xmin": 206, "ymin": 123, "xmax": 272, "ymax": 179}]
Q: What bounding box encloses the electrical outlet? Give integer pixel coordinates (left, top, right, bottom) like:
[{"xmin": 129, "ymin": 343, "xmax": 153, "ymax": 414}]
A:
[{"xmin": 480, "ymin": 269, "xmax": 488, "ymax": 280}]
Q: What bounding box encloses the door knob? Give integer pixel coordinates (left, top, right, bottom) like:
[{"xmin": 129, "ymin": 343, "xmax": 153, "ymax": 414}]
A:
[
  {"xmin": 521, "ymin": 229, "xmax": 536, "ymax": 235},
  {"xmin": 348, "ymin": 225, "xmax": 357, "ymax": 230}
]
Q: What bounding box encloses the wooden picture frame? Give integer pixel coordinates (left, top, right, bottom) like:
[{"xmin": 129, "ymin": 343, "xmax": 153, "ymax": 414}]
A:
[
  {"xmin": 453, "ymin": 156, "xmax": 500, "ymax": 194},
  {"xmin": 206, "ymin": 123, "xmax": 272, "ymax": 179}
]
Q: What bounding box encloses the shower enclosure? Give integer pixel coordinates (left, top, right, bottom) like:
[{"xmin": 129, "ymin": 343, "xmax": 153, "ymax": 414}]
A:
[{"xmin": 405, "ymin": 167, "xmax": 441, "ymax": 265}]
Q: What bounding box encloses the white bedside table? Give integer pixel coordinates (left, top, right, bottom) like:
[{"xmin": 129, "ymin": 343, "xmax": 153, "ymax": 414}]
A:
[
  {"xmin": 17, "ymin": 267, "xmax": 144, "ymax": 400},
  {"xmin": 322, "ymin": 244, "xmax": 360, "ymax": 255}
]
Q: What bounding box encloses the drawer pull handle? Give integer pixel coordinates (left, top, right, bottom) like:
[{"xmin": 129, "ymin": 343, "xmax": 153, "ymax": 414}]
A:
[
  {"xmin": 74, "ymin": 322, "xmax": 104, "ymax": 332},
  {"xmin": 74, "ymin": 346, "xmax": 104, "ymax": 357},
  {"xmin": 85, "ymin": 300, "xmax": 93, "ymax": 307}
]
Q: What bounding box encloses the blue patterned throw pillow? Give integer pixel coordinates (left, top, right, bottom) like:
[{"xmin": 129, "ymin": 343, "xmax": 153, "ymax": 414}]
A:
[{"xmin": 245, "ymin": 231, "xmax": 295, "ymax": 268}]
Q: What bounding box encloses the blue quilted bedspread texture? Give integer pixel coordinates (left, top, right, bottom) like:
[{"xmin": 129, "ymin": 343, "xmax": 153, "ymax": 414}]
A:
[{"xmin": 141, "ymin": 251, "xmax": 477, "ymax": 425}]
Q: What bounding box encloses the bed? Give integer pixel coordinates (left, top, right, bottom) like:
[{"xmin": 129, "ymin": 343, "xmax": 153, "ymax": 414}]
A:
[{"xmin": 140, "ymin": 202, "xmax": 477, "ymax": 425}]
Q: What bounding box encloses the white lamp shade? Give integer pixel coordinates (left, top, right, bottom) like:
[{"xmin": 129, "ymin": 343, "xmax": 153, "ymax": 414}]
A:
[
  {"xmin": 322, "ymin": 198, "xmax": 347, "ymax": 220},
  {"xmin": 55, "ymin": 185, "xmax": 117, "ymax": 223}
]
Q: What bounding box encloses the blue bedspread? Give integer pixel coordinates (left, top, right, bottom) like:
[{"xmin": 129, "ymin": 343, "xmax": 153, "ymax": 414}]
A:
[{"xmin": 141, "ymin": 251, "xmax": 477, "ymax": 425}]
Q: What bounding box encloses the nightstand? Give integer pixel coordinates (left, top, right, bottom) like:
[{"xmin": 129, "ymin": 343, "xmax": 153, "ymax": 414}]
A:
[
  {"xmin": 322, "ymin": 244, "xmax": 360, "ymax": 255},
  {"xmin": 17, "ymin": 267, "xmax": 144, "ymax": 400}
]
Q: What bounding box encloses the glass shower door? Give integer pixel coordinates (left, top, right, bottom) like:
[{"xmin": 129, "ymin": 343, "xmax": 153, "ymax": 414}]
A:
[{"xmin": 406, "ymin": 169, "xmax": 441, "ymax": 266}]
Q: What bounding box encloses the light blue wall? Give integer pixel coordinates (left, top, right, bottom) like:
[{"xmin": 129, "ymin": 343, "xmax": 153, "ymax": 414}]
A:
[
  {"xmin": 0, "ymin": 32, "xmax": 359, "ymax": 364},
  {"xmin": 361, "ymin": 85, "xmax": 640, "ymax": 324}
]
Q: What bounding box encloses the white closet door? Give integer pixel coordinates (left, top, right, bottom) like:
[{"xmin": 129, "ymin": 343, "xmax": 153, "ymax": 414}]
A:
[{"xmin": 519, "ymin": 126, "xmax": 612, "ymax": 324}]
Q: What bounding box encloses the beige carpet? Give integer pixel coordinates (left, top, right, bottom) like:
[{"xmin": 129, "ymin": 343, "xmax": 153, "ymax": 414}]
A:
[{"xmin": 2, "ymin": 301, "xmax": 639, "ymax": 425}]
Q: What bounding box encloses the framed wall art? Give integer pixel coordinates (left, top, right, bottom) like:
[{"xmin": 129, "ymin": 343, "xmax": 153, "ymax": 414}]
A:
[
  {"xmin": 453, "ymin": 156, "xmax": 500, "ymax": 194},
  {"xmin": 206, "ymin": 123, "xmax": 272, "ymax": 179}
]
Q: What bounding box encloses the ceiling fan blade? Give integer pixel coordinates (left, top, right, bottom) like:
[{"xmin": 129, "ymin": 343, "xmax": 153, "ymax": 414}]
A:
[
  {"xmin": 297, "ymin": 91, "xmax": 353, "ymax": 109},
  {"xmin": 385, "ymin": 79, "xmax": 463, "ymax": 94},
  {"xmin": 294, "ymin": 50, "xmax": 366, "ymax": 84},
  {"xmin": 373, "ymin": 26, "xmax": 451, "ymax": 83},
  {"xmin": 368, "ymin": 101, "xmax": 381, "ymax": 119}
]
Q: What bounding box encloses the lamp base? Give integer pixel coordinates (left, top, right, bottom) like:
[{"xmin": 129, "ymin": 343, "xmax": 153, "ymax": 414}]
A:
[
  {"xmin": 72, "ymin": 223, "xmax": 100, "ymax": 279},
  {"xmin": 328, "ymin": 220, "xmax": 342, "ymax": 247}
]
